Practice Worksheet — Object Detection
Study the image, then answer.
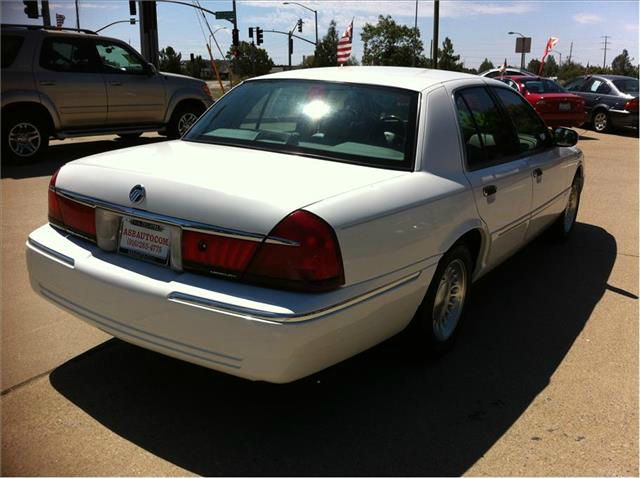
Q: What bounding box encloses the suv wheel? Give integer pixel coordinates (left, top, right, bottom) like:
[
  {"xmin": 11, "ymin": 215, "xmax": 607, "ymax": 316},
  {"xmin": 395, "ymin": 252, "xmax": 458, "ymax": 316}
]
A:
[
  {"xmin": 3, "ymin": 114, "xmax": 49, "ymax": 163},
  {"xmin": 167, "ymin": 103, "xmax": 204, "ymax": 138}
]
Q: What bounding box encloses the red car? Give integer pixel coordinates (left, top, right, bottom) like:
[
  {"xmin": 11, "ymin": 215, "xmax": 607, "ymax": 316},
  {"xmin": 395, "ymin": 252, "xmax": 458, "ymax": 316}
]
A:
[{"xmin": 498, "ymin": 76, "xmax": 586, "ymax": 127}]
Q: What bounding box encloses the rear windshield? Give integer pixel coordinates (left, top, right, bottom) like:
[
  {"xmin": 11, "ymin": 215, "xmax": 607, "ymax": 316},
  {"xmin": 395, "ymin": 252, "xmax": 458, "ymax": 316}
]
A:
[
  {"xmin": 613, "ymin": 78, "xmax": 639, "ymax": 95},
  {"xmin": 184, "ymin": 79, "xmax": 419, "ymax": 171},
  {"xmin": 520, "ymin": 78, "xmax": 566, "ymax": 93},
  {"xmin": 1, "ymin": 35, "xmax": 24, "ymax": 68}
]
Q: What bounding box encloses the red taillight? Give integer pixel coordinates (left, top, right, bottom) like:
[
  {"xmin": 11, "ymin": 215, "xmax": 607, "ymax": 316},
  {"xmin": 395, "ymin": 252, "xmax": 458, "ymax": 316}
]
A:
[
  {"xmin": 58, "ymin": 196, "xmax": 96, "ymax": 238},
  {"xmin": 182, "ymin": 230, "xmax": 259, "ymax": 274},
  {"xmin": 48, "ymin": 170, "xmax": 63, "ymax": 225},
  {"xmin": 624, "ymin": 98, "xmax": 638, "ymax": 112},
  {"xmin": 245, "ymin": 210, "xmax": 344, "ymax": 292},
  {"xmin": 47, "ymin": 169, "xmax": 96, "ymax": 239}
]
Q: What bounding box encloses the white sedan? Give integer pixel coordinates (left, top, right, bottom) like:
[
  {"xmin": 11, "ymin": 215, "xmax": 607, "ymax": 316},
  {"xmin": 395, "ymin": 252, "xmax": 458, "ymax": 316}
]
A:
[{"xmin": 26, "ymin": 67, "xmax": 584, "ymax": 383}]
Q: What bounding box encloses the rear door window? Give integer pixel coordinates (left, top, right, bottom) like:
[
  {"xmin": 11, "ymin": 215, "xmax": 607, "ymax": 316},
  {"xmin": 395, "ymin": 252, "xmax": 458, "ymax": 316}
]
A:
[
  {"xmin": 564, "ymin": 78, "xmax": 586, "ymax": 92},
  {"xmin": 1, "ymin": 34, "xmax": 24, "ymax": 68},
  {"xmin": 454, "ymin": 87, "xmax": 519, "ymax": 170},
  {"xmin": 491, "ymin": 87, "xmax": 549, "ymax": 152},
  {"xmin": 40, "ymin": 37, "xmax": 97, "ymax": 73}
]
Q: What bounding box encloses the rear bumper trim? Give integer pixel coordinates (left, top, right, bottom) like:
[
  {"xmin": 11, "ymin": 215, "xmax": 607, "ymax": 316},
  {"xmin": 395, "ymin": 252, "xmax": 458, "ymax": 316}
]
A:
[
  {"xmin": 168, "ymin": 271, "xmax": 422, "ymax": 324},
  {"xmin": 27, "ymin": 237, "xmax": 75, "ymax": 267}
]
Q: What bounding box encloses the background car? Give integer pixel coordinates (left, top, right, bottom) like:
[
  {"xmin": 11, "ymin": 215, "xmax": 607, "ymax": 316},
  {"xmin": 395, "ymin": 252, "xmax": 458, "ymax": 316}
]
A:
[
  {"xmin": 1, "ymin": 24, "xmax": 214, "ymax": 163},
  {"xmin": 563, "ymin": 74, "xmax": 639, "ymax": 132},
  {"xmin": 498, "ymin": 75, "xmax": 586, "ymax": 127},
  {"xmin": 479, "ymin": 68, "xmax": 536, "ymax": 78},
  {"xmin": 26, "ymin": 67, "xmax": 584, "ymax": 384}
]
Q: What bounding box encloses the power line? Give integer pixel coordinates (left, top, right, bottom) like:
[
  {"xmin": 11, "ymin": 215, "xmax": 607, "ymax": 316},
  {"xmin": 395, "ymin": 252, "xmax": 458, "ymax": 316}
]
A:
[{"xmin": 601, "ymin": 35, "xmax": 611, "ymax": 69}]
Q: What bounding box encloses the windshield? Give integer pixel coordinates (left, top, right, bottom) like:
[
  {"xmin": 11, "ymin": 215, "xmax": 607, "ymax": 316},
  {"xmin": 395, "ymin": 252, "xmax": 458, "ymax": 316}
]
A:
[
  {"xmin": 613, "ymin": 78, "xmax": 639, "ymax": 95},
  {"xmin": 184, "ymin": 79, "xmax": 419, "ymax": 171},
  {"xmin": 520, "ymin": 78, "xmax": 566, "ymax": 93}
]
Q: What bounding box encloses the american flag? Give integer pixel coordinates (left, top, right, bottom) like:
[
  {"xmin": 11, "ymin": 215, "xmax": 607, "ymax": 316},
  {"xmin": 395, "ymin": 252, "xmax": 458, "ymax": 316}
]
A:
[
  {"xmin": 56, "ymin": 13, "xmax": 65, "ymax": 28},
  {"xmin": 337, "ymin": 20, "xmax": 353, "ymax": 66}
]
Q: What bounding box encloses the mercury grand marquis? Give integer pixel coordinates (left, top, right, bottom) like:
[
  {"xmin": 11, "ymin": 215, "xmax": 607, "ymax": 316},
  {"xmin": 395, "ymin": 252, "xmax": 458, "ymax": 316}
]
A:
[{"xmin": 26, "ymin": 67, "xmax": 584, "ymax": 383}]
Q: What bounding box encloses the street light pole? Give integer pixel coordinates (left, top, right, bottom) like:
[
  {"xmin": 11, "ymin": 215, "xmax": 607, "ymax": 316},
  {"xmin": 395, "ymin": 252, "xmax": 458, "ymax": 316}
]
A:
[
  {"xmin": 508, "ymin": 31, "xmax": 526, "ymax": 70},
  {"xmin": 282, "ymin": 2, "xmax": 318, "ymax": 47},
  {"xmin": 550, "ymin": 49, "xmax": 562, "ymax": 66}
]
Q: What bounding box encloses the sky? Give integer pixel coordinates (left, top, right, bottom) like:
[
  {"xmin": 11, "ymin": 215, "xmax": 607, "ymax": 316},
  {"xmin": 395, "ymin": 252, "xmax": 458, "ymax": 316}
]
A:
[{"xmin": 2, "ymin": 0, "xmax": 639, "ymax": 70}]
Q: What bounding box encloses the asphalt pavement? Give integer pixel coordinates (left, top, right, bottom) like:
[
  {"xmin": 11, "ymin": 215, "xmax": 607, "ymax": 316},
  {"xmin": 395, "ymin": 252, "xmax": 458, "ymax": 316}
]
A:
[{"xmin": 1, "ymin": 129, "xmax": 638, "ymax": 476}]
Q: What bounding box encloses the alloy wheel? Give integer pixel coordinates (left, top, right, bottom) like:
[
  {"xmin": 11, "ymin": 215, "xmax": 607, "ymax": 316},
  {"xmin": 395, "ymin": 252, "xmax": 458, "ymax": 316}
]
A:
[
  {"xmin": 177, "ymin": 112, "xmax": 198, "ymax": 136},
  {"xmin": 432, "ymin": 258, "xmax": 467, "ymax": 342},
  {"xmin": 8, "ymin": 122, "xmax": 41, "ymax": 158},
  {"xmin": 593, "ymin": 112, "xmax": 608, "ymax": 132}
]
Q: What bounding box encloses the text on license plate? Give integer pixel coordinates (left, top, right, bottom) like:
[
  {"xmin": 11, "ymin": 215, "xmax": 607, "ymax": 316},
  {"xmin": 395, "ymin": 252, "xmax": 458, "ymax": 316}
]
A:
[
  {"xmin": 119, "ymin": 217, "xmax": 171, "ymax": 263},
  {"xmin": 559, "ymin": 102, "xmax": 571, "ymax": 111}
]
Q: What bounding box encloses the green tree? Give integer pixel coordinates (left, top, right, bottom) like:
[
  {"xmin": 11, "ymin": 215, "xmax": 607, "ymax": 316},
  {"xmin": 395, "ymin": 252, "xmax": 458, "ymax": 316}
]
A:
[
  {"xmin": 611, "ymin": 49, "xmax": 636, "ymax": 76},
  {"xmin": 438, "ymin": 37, "xmax": 465, "ymax": 71},
  {"xmin": 314, "ymin": 20, "xmax": 339, "ymax": 67},
  {"xmin": 187, "ymin": 55, "xmax": 207, "ymax": 79},
  {"xmin": 478, "ymin": 58, "xmax": 494, "ymax": 73},
  {"xmin": 543, "ymin": 54, "xmax": 559, "ymax": 77},
  {"xmin": 159, "ymin": 46, "xmax": 182, "ymax": 74},
  {"xmin": 361, "ymin": 15, "xmax": 424, "ymax": 66},
  {"xmin": 527, "ymin": 58, "xmax": 542, "ymax": 74},
  {"xmin": 558, "ymin": 61, "xmax": 586, "ymax": 82},
  {"xmin": 226, "ymin": 41, "xmax": 274, "ymax": 78}
]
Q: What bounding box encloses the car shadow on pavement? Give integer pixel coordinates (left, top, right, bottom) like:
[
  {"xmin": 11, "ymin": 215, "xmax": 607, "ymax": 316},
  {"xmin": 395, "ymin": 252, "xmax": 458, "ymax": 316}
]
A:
[
  {"xmin": 49, "ymin": 223, "xmax": 616, "ymax": 476},
  {"xmin": 1, "ymin": 136, "xmax": 168, "ymax": 180}
]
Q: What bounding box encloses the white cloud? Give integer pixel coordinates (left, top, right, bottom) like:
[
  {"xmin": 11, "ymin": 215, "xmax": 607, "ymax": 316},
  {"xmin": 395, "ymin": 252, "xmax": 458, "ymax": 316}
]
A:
[
  {"xmin": 573, "ymin": 13, "xmax": 602, "ymax": 24},
  {"xmin": 624, "ymin": 23, "xmax": 639, "ymax": 32}
]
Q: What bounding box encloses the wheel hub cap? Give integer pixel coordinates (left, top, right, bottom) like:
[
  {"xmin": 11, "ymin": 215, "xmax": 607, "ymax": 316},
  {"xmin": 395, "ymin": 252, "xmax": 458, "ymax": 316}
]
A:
[
  {"xmin": 178, "ymin": 113, "xmax": 198, "ymax": 135},
  {"xmin": 432, "ymin": 258, "xmax": 467, "ymax": 342},
  {"xmin": 8, "ymin": 122, "xmax": 41, "ymax": 157}
]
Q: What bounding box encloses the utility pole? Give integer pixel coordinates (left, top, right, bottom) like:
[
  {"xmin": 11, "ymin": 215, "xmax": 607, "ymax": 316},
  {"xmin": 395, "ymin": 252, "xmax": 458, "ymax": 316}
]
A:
[
  {"xmin": 568, "ymin": 41, "xmax": 573, "ymax": 64},
  {"xmin": 138, "ymin": 1, "xmax": 159, "ymax": 67},
  {"xmin": 75, "ymin": 0, "xmax": 79, "ymax": 29},
  {"xmin": 432, "ymin": 0, "xmax": 439, "ymax": 69},
  {"xmin": 41, "ymin": 0, "xmax": 51, "ymax": 26},
  {"xmin": 601, "ymin": 35, "xmax": 611, "ymax": 70}
]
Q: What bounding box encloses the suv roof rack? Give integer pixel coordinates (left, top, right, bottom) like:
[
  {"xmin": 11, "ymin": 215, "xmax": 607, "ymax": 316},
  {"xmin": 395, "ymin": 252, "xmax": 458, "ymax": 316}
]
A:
[{"xmin": 1, "ymin": 23, "xmax": 97, "ymax": 35}]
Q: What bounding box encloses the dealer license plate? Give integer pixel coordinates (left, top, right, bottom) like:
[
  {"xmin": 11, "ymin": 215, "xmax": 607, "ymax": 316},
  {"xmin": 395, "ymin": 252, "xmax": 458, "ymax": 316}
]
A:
[
  {"xmin": 559, "ymin": 102, "xmax": 571, "ymax": 111},
  {"xmin": 119, "ymin": 217, "xmax": 171, "ymax": 264}
]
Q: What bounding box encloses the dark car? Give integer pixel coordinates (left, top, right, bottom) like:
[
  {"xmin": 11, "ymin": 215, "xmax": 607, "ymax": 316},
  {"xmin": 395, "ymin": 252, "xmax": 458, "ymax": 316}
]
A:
[{"xmin": 563, "ymin": 75, "xmax": 638, "ymax": 132}]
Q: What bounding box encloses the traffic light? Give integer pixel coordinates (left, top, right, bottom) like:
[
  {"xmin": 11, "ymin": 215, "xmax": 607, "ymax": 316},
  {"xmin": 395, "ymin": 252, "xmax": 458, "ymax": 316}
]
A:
[
  {"xmin": 129, "ymin": 1, "xmax": 136, "ymax": 16},
  {"xmin": 232, "ymin": 28, "xmax": 239, "ymax": 47},
  {"xmin": 297, "ymin": 19, "xmax": 303, "ymax": 33},
  {"xmin": 248, "ymin": 27, "xmax": 253, "ymax": 39},
  {"xmin": 256, "ymin": 27, "xmax": 263, "ymax": 45},
  {"xmin": 23, "ymin": 0, "xmax": 38, "ymax": 19}
]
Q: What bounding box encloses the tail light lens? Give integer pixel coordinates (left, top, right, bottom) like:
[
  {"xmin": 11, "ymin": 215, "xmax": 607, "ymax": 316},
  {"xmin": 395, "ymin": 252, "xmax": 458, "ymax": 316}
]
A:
[
  {"xmin": 244, "ymin": 210, "xmax": 344, "ymax": 292},
  {"xmin": 48, "ymin": 169, "xmax": 96, "ymax": 240},
  {"xmin": 624, "ymin": 98, "xmax": 638, "ymax": 112},
  {"xmin": 182, "ymin": 231, "xmax": 259, "ymax": 275}
]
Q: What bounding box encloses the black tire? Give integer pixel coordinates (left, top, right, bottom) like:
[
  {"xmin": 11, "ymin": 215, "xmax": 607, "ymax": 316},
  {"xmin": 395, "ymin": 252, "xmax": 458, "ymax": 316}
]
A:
[
  {"xmin": 166, "ymin": 103, "xmax": 205, "ymax": 138},
  {"xmin": 591, "ymin": 109, "xmax": 610, "ymax": 133},
  {"xmin": 410, "ymin": 244, "xmax": 473, "ymax": 356},
  {"xmin": 549, "ymin": 175, "xmax": 582, "ymax": 242},
  {"xmin": 117, "ymin": 132, "xmax": 143, "ymax": 141},
  {"xmin": 2, "ymin": 113, "xmax": 49, "ymax": 163}
]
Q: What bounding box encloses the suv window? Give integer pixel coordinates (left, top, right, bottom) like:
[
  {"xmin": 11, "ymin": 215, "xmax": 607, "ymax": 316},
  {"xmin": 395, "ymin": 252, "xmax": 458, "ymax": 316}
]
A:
[
  {"xmin": 454, "ymin": 87, "xmax": 519, "ymax": 169},
  {"xmin": 491, "ymin": 87, "xmax": 549, "ymax": 152},
  {"xmin": 95, "ymin": 41, "xmax": 145, "ymax": 74},
  {"xmin": 1, "ymin": 35, "xmax": 24, "ymax": 68},
  {"xmin": 40, "ymin": 37, "xmax": 96, "ymax": 73}
]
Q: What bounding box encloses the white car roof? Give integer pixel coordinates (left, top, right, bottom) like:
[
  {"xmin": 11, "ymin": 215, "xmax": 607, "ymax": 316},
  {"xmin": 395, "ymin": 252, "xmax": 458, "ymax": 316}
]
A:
[{"xmin": 250, "ymin": 66, "xmax": 479, "ymax": 92}]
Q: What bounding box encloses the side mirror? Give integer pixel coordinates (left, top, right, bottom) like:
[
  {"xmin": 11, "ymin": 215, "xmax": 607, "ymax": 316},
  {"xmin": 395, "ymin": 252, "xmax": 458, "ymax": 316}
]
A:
[
  {"xmin": 144, "ymin": 63, "xmax": 157, "ymax": 76},
  {"xmin": 553, "ymin": 127, "xmax": 578, "ymax": 147}
]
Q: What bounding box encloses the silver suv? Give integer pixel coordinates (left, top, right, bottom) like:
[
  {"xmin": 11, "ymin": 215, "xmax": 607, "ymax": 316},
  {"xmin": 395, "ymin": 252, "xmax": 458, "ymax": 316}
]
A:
[{"xmin": 1, "ymin": 25, "xmax": 214, "ymax": 162}]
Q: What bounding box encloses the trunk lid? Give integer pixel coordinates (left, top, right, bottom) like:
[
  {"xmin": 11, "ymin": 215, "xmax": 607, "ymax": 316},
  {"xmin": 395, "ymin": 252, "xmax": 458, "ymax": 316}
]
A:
[
  {"xmin": 56, "ymin": 140, "xmax": 407, "ymax": 235},
  {"xmin": 534, "ymin": 93, "xmax": 585, "ymax": 113}
]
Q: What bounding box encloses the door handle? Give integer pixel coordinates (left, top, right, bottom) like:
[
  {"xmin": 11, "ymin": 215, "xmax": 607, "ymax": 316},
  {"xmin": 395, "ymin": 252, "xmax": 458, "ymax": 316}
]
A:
[
  {"xmin": 594, "ymin": 96, "xmax": 601, "ymax": 101},
  {"xmin": 109, "ymin": 81, "xmax": 123, "ymax": 86},
  {"xmin": 483, "ymin": 185, "xmax": 497, "ymax": 197},
  {"xmin": 39, "ymin": 81, "xmax": 56, "ymax": 86}
]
